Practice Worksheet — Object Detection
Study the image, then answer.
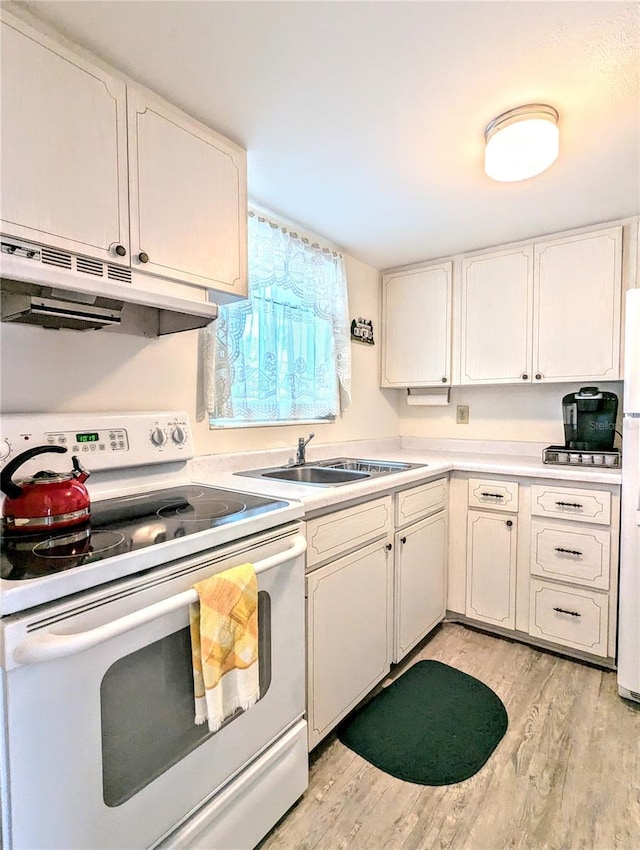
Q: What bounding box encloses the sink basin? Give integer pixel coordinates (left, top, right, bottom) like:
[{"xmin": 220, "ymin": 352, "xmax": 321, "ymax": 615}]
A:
[
  {"xmin": 236, "ymin": 457, "xmax": 427, "ymax": 487},
  {"xmin": 317, "ymin": 458, "xmax": 417, "ymax": 474},
  {"xmin": 261, "ymin": 466, "xmax": 370, "ymax": 484}
]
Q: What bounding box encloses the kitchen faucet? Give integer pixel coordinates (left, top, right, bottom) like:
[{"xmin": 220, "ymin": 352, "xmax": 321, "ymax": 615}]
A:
[{"xmin": 295, "ymin": 432, "xmax": 315, "ymax": 465}]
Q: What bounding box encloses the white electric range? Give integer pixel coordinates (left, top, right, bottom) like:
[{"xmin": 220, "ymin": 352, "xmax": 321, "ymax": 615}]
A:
[{"xmin": 0, "ymin": 411, "xmax": 308, "ymax": 850}]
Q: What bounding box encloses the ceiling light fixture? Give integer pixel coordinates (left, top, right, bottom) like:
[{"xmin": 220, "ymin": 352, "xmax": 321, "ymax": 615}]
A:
[{"xmin": 484, "ymin": 104, "xmax": 559, "ymax": 182}]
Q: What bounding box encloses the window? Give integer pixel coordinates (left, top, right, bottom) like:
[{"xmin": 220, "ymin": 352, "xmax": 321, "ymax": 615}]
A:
[{"xmin": 206, "ymin": 212, "xmax": 351, "ymax": 426}]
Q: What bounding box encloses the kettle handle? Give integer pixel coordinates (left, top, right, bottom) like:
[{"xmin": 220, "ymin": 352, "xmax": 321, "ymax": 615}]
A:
[{"xmin": 0, "ymin": 445, "xmax": 68, "ymax": 499}]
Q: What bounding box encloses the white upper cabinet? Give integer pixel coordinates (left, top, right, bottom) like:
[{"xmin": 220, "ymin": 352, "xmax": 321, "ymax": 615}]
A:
[
  {"xmin": 454, "ymin": 225, "xmax": 623, "ymax": 385},
  {"xmin": 533, "ymin": 227, "xmax": 622, "ymax": 382},
  {"xmin": 127, "ymin": 87, "xmax": 247, "ymax": 297},
  {"xmin": 381, "ymin": 262, "xmax": 452, "ymax": 387},
  {"xmin": 0, "ymin": 9, "xmax": 247, "ymax": 301},
  {"xmin": 0, "ymin": 12, "xmax": 129, "ymax": 263},
  {"xmin": 459, "ymin": 247, "xmax": 533, "ymax": 384}
]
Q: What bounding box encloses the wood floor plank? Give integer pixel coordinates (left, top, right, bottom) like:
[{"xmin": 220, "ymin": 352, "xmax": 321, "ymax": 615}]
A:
[{"xmin": 259, "ymin": 624, "xmax": 640, "ymax": 850}]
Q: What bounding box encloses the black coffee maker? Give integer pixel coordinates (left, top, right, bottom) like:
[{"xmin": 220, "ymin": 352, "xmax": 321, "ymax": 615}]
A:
[{"xmin": 562, "ymin": 386, "xmax": 618, "ymax": 451}]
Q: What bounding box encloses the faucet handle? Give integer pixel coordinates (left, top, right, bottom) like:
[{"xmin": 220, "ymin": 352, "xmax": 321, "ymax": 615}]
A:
[{"xmin": 295, "ymin": 432, "xmax": 315, "ymax": 465}]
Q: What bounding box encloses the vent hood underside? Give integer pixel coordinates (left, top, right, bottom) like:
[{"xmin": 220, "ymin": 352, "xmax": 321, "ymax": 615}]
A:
[{"xmin": 0, "ymin": 237, "xmax": 219, "ymax": 336}]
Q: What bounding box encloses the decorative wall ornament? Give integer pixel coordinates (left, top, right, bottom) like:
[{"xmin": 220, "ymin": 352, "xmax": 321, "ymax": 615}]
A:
[{"xmin": 351, "ymin": 317, "xmax": 374, "ymax": 345}]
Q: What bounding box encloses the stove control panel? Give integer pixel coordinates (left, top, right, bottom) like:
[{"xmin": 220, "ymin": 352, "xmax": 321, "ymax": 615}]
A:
[
  {"xmin": 42, "ymin": 428, "xmax": 130, "ymax": 456},
  {"xmin": 0, "ymin": 412, "xmax": 193, "ymax": 476}
]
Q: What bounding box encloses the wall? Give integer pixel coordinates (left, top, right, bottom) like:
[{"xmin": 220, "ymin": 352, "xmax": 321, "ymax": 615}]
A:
[
  {"xmin": 0, "ymin": 253, "xmax": 401, "ymax": 456},
  {"xmin": 397, "ymin": 381, "xmax": 624, "ymax": 445}
]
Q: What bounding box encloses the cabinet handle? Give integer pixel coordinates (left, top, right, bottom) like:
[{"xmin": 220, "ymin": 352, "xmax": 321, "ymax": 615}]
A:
[
  {"xmin": 114, "ymin": 244, "xmax": 127, "ymax": 257},
  {"xmin": 554, "ymin": 547, "xmax": 583, "ymax": 556},
  {"xmin": 481, "ymin": 492, "xmax": 504, "ymax": 499},
  {"xmin": 535, "ymin": 373, "xmax": 543, "ymax": 380},
  {"xmin": 555, "ymin": 501, "xmax": 583, "ymax": 509},
  {"xmin": 521, "ymin": 374, "xmax": 529, "ymax": 380},
  {"xmin": 385, "ymin": 543, "xmax": 392, "ymax": 551},
  {"xmin": 506, "ymin": 520, "xmax": 513, "ymax": 527},
  {"xmin": 553, "ymin": 607, "xmax": 581, "ymax": 618},
  {"xmin": 400, "ymin": 536, "xmax": 407, "ymax": 544},
  {"xmin": 441, "ymin": 377, "xmax": 448, "ymax": 383},
  {"xmin": 138, "ymin": 251, "xmax": 150, "ymax": 264}
]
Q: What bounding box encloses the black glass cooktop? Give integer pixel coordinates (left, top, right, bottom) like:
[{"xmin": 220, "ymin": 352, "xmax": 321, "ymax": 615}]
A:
[{"xmin": 0, "ymin": 485, "xmax": 289, "ymax": 581}]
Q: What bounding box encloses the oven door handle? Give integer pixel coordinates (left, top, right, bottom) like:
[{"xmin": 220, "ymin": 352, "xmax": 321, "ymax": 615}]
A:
[{"xmin": 12, "ymin": 534, "xmax": 307, "ymax": 667}]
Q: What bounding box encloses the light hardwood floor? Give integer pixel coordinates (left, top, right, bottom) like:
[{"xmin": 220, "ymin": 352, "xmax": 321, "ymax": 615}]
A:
[{"xmin": 260, "ymin": 623, "xmax": 640, "ymax": 850}]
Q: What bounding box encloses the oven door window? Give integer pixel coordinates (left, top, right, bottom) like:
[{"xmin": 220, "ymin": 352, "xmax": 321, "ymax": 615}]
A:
[{"xmin": 100, "ymin": 591, "xmax": 272, "ymax": 807}]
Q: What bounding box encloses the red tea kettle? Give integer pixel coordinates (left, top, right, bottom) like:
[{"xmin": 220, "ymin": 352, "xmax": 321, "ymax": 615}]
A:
[{"xmin": 1, "ymin": 445, "xmax": 91, "ymax": 533}]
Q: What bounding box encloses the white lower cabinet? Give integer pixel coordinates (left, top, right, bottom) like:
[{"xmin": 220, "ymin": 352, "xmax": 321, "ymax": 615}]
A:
[
  {"xmin": 394, "ymin": 511, "xmax": 447, "ymax": 662},
  {"xmin": 529, "ymin": 579, "xmax": 609, "ymax": 658},
  {"xmin": 306, "ymin": 538, "xmax": 393, "ymax": 750},
  {"xmin": 305, "ymin": 480, "xmax": 449, "ymax": 749},
  {"xmin": 305, "ymin": 472, "xmax": 620, "ymax": 753},
  {"xmin": 526, "ymin": 482, "xmax": 618, "ymax": 660},
  {"xmin": 466, "ymin": 510, "xmax": 517, "ymax": 630},
  {"xmin": 530, "ymin": 518, "xmax": 611, "ymax": 590},
  {"xmin": 450, "ymin": 474, "xmax": 620, "ymax": 665}
]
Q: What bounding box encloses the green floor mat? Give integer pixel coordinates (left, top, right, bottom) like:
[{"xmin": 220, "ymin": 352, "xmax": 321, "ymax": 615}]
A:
[{"xmin": 337, "ymin": 660, "xmax": 508, "ymax": 785}]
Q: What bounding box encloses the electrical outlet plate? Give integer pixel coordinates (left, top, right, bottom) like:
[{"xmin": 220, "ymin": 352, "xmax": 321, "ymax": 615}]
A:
[{"xmin": 457, "ymin": 405, "xmax": 470, "ymax": 424}]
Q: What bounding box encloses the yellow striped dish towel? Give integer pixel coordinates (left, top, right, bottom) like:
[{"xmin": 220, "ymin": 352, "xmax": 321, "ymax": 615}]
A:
[{"xmin": 189, "ymin": 563, "xmax": 259, "ymax": 733}]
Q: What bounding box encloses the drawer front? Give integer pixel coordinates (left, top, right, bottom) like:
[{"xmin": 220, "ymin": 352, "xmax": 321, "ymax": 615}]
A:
[
  {"xmin": 530, "ymin": 484, "xmax": 611, "ymax": 525},
  {"xmin": 529, "ymin": 579, "xmax": 609, "ymax": 657},
  {"xmin": 395, "ymin": 477, "xmax": 448, "ymax": 527},
  {"xmin": 306, "ymin": 496, "xmax": 392, "ymax": 568},
  {"xmin": 530, "ymin": 519, "xmax": 610, "ymax": 590},
  {"xmin": 468, "ymin": 478, "xmax": 519, "ymax": 513}
]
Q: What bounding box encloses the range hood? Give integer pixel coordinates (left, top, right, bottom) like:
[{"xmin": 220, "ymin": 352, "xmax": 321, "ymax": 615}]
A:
[{"xmin": 0, "ymin": 237, "xmax": 219, "ymax": 336}]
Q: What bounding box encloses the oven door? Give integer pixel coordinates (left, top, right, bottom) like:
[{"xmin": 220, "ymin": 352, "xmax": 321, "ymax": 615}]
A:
[{"xmin": 0, "ymin": 524, "xmax": 306, "ymax": 850}]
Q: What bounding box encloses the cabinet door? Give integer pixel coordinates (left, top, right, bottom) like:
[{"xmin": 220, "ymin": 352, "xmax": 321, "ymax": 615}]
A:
[
  {"xmin": 127, "ymin": 86, "xmax": 247, "ymax": 297},
  {"xmin": 533, "ymin": 227, "xmax": 622, "ymax": 382},
  {"xmin": 0, "ymin": 11, "xmax": 129, "ymax": 263},
  {"xmin": 394, "ymin": 511, "xmax": 447, "ymax": 663},
  {"xmin": 466, "ymin": 511, "xmax": 517, "ymax": 630},
  {"xmin": 381, "ymin": 262, "xmax": 452, "ymax": 387},
  {"xmin": 459, "ymin": 247, "xmax": 533, "ymax": 384},
  {"xmin": 306, "ymin": 539, "xmax": 392, "ymax": 749}
]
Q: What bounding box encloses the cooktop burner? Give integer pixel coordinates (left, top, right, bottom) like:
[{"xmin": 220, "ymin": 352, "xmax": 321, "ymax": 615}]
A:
[
  {"xmin": 156, "ymin": 497, "xmax": 247, "ymax": 524},
  {"xmin": 0, "ymin": 485, "xmax": 288, "ymax": 581},
  {"xmin": 32, "ymin": 529, "xmax": 126, "ymax": 559}
]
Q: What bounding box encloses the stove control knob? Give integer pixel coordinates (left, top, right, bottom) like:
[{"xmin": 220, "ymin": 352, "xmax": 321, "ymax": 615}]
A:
[
  {"xmin": 171, "ymin": 426, "xmax": 187, "ymax": 446},
  {"xmin": 0, "ymin": 438, "xmax": 11, "ymax": 461},
  {"xmin": 150, "ymin": 428, "xmax": 167, "ymax": 447}
]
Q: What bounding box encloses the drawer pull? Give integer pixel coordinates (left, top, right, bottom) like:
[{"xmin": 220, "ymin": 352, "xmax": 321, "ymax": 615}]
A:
[
  {"xmin": 553, "ymin": 607, "xmax": 581, "ymax": 617},
  {"xmin": 481, "ymin": 492, "xmax": 504, "ymax": 499},
  {"xmin": 386, "ymin": 543, "xmax": 393, "ymax": 551},
  {"xmin": 400, "ymin": 536, "xmax": 407, "ymax": 544},
  {"xmin": 555, "ymin": 501, "xmax": 583, "ymax": 509},
  {"xmin": 554, "ymin": 547, "xmax": 583, "ymax": 556}
]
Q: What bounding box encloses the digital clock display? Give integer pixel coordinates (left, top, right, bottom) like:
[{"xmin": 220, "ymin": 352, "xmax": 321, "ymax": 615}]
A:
[{"xmin": 76, "ymin": 432, "xmax": 100, "ymax": 443}]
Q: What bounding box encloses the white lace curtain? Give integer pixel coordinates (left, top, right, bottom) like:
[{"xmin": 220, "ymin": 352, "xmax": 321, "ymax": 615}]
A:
[{"xmin": 205, "ymin": 213, "xmax": 351, "ymax": 424}]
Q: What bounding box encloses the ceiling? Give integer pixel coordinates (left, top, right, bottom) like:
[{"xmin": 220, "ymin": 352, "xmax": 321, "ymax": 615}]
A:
[{"xmin": 18, "ymin": 0, "xmax": 640, "ymax": 270}]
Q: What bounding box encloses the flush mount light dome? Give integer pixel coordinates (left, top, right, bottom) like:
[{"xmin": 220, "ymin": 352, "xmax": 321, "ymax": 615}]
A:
[{"xmin": 484, "ymin": 104, "xmax": 559, "ymax": 182}]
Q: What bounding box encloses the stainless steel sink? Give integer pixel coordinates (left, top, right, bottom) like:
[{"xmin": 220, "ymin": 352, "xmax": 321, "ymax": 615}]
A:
[
  {"xmin": 236, "ymin": 457, "xmax": 426, "ymax": 487},
  {"xmin": 317, "ymin": 458, "xmax": 418, "ymax": 474},
  {"xmin": 261, "ymin": 466, "xmax": 370, "ymax": 484}
]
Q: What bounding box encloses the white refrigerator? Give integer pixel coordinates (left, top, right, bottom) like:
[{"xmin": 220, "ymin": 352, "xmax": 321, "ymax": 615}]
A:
[{"xmin": 618, "ymin": 288, "xmax": 640, "ymax": 701}]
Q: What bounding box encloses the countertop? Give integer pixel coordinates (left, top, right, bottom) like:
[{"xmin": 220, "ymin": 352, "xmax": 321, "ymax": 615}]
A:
[{"xmin": 190, "ymin": 437, "xmax": 622, "ymax": 516}]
